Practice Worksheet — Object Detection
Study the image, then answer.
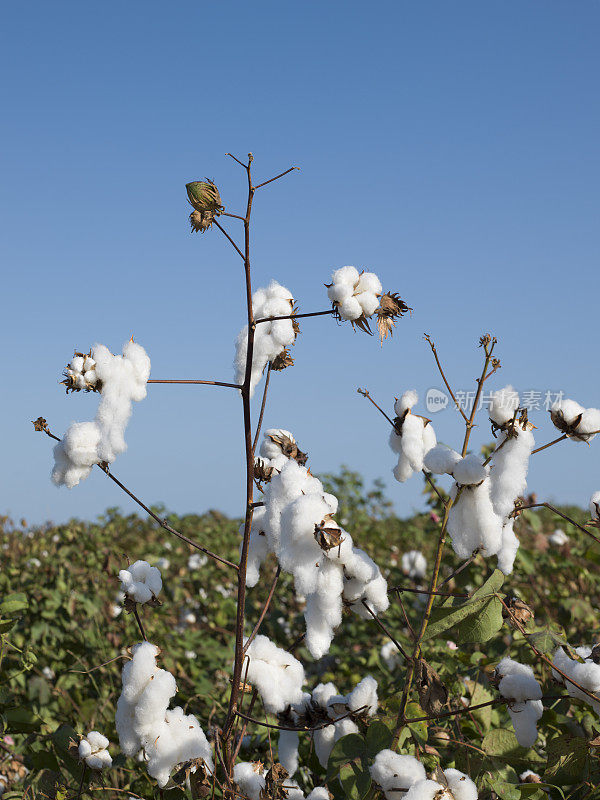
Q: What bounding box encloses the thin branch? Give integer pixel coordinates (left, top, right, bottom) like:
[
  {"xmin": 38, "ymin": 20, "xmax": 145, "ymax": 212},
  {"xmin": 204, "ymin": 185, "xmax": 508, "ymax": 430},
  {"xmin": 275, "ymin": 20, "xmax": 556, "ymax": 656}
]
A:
[
  {"xmin": 252, "ymin": 364, "xmax": 272, "ymax": 452},
  {"xmin": 424, "ymin": 334, "xmax": 468, "ymax": 422},
  {"xmin": 423, "ymin": 471, "xmax": 447, "ymax": 505},
  {"xmin": 148, "ymin": 379, "xmax": 242, "ymax": 389},
  {"xmin": 243, "ymin": 566, "xmax": 281, "ymax": 655},
  {"xmin": 254, "ymin": 166, "xmax": 299, "ymax": 190},
  {"xmin": 132, "ymin": 605, "xmax": 147, "ymax": 641},
  {"xmin": 390, "ymin": 585, "xmax": 468, "ymax": 599},
  {"xmin": 235, "ymin": 706, "xmax": 366, "ymax": 733},
  {"xmin": 213, "ymin": 219, "xmax": 245, "ymax": 260},
  {"xmin": 255, "ymin": 309, "xmax": 335, "ymax": 325},
  {"xmin": 438, "ymin": 552, "xmax": 479, "ymax": 587},
  {"xmin": 226, "ymin": 153, "xmax": 249, "ymax": 169},
  {"xmin": 361, "ymin": 600, "xmax": 409, "ymax": 660},
  {"xmin": 357, "ymin": 387, "xmax": 397, "ymax": 430},
  {"xmin": 517, "ymin": 502, "xmax": 600, "ymax": 546},
  {"xmin": 34, "ymin": 425, "xmax": 239, "ymax": 571},
  {"xmin": 531, "ymin": 434, "xmax": 568, "ymax": 455},
  {"xmin": 220, "ymin": 212, "xmax": 247, "ymax": 221}
]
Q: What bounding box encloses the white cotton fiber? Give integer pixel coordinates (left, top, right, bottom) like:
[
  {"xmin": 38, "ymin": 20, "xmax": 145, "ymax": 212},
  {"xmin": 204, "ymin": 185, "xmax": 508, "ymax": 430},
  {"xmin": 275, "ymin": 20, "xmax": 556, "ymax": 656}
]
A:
[
  {"xmin": 447, "ymin": 478, "xmax": 503, "ymax": 559},
  {"xmin": 490, "ymin": 428, "xmax": 535, "ymax": 521},
  {"xmin": 347, "ymin": 675, "xmax": 378, "ymax": 717},
  {"xmin": 403, "ymin": 779, "xmax": 451, "ymax": 800},
  {"xmin": 496, "ymin": 658, "xmax": 543, "ymax": 747},
  {"xmin": 489, "ymin": 385, "xmax": 520, "ymax": 426},
  {"xmin": 327, "ymin": 266, "xmax": 382, "ymax": 321},
  {"xmin": 394, "ymin": 390, "xmax": 419, "ymax": 417},
  {"xmin": 278, "ymin": 729, "xmax": 300, "ymax": 777},
  {"xmin": 380, "ymin": 641, "xmax": 403, "ymax": 670},
  {"xmin": 78, "ymin": 731, "xmax": 112, "ymax": 770},
  {"xmin": 453, "ymin": 454, "xmax": 487, "ymax": 486},
  {"xmin": 339, "ymin": 296, "xmax": 363, "ymax": 321},
  {"xmin": 233, "ymin": 762, "xmax": 266, "ymax": 800},
  {"xmin": 241, "ymin": 507, "xmax": 271, "ymax": 587},
  {"xmin": 508, "ymin": 700, "xmax": 543, "ymax": 748},
  {"xmin": 119, "ymin": 560, "xmax": 162, "ymax": 604},
  {"xmin": 52, "ymin": 340, "xmax": 151, "ymax": 488},
  {"xmin": 443, "ymin": 769, "xmax": 478, "ymax": 800},
  {"xmin": 243, "ymin": 635, "xmax": 305, "ymax": 714},
  {"xmin": 552, "ymin": 645, "xmax": 600, "ymax": 714},
  {"xmin": 390, "ymin": 397, "xmax": 437, "ymax": 484},
  {"xmin": 496, "ymin": 520, "xmax": 520, "ymax": 575},
  {"xmin": 402, "ymin": 550, "xmax": 427, "ymax": 579},
  {"xmin": 423, "ymin": 444, "xmax": 461, "ymax": 475},
  {"xmin": 370, "ymin": 750, "xmax": 426, "ymax": 799}
]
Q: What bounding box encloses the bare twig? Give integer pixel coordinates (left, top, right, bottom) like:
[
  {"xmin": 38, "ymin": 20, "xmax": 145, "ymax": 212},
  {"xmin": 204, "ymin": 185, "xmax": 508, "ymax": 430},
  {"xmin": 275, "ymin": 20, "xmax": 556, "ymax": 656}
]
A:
[
  {"xmin": 214, "ymin": 219, "xmax": 245, "ymax": 260},
  {"xmin": 254, "ymin": 166, "xmax": 299, "ymax": 190},
  {"xmin": 255, "ymin": 309, "xmax": 335, "ymax": 325},
  {"xmin": 518, "ymin": 502, "xmax": 600, "ymax": 546},
  {"xmin": 361, "ymin": 600, "xmax": 410, "ymax": 660},
  {"xmin": 424, "ymin": 334, "xmax": 468, "ymax": 422},
  {"xmin": 148, "ymin": 379, "xmax": 242, "ymax": 389}
]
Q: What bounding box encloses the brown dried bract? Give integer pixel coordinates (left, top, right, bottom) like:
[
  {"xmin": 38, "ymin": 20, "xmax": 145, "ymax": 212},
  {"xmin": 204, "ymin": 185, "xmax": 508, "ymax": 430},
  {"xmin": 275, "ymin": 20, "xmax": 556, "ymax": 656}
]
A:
[
  {"xmin": 266, "ymin": 432, "xmax": 308, "ymax": 466},
  {"xmin": 376, "ymin": 292, "xmax": 411, "ymax": 343},
  {"xmin": 314, "ymin": 515, "xmax": 344, "ymax": 551},
  {"xmin": 415, "ymin": 658, "xmax": 448, "ymax": 716},
  {"xmin": 261, "ymin": 763, "xmax": 289, "ymax": 800},
  {"xmin": 254, "ymin": 458, "xmax": 275, "ymax": 483},
  {"xmin": 32, "ymin": 416, "xmax": 49, "ymax": 433},
  {"xmin": 271, "ymin": 349, "xmax": 295, "ymax": 371},
  {"xmin": 502, "ymin": 596, "xmax": 534, "ymax": 626}
]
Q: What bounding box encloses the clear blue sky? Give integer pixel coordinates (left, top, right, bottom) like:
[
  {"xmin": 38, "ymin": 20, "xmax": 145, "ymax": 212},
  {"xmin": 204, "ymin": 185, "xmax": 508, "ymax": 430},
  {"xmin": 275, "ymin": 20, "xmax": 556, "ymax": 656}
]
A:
[{"xmin": 2, "ymin": 1, "xmax": 598, "ymax": 525}]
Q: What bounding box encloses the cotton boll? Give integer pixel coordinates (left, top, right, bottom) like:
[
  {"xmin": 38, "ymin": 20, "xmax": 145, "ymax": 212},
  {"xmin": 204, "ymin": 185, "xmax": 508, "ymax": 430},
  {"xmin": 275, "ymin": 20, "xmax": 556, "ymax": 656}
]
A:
[
  {"xmin": 496, "ymin": 520, "xmax": 520, "ymax": 575},
  {"xmin": 577, "ymin": 407, "xmax": 600, "ymax": 438},
  {"xmin": 370, "ymin": 750, "xmax": 426, "ymax": 799},
  {"xmin": 389, "ymin": 428, "xmax": 403, "ymax": 455},
  {"xmin": 312, "ymin": 682, "xmax": 339, "ymax": 709},
  {"xmin": 333, "ymin": 717, "xmax": 359, "ymax": 742},
  {"xmin": 453, "ymin": 455, "xmax": 487, "ymax": 486},
  {"xmin": 403, "ymin": 779, "xmax": 449, "ymax": 800},
  {"xmin": 447, "ymin": 480, "xmax": 503, "ymax": 559},
  {"xmin": 119, "ymin": 560, "xmax": 162, "ymax": 604},
  {"xmin": 260, "ymin": 429, "xmax": 296, "ymax": 460},
  {"xmin": 402, "ymin": 550, "xmax": 427, "ymax": 579},
  {"xmin": 306, "ymin": 788, "xmax": 330, "ymax": 800},
  {"xmin": 356, "ymin": 272, "xmax": 383, "ymax": 296},
  {"xmin": 394, "ymin": 391, "xmax": 419, "ymax": 417},
  {"xmin": 548, "ymin": 528, "xmax": 568, "ymax": 547},
  {"xmin": 443, "ymin": 769, "xmax": 478, "ymax": 800},
  {"xmin": 393, "ymin": 452, "xmax": 415, "ymax": 483},
  {"xmin": 71, "ymin": 355, "xmax": 85, "ymax": 372},
  {"xmin": 347, "ymin": 676, "xmax": 378, "ymax": 716},
  {"xmin": 63, "ymin": 422, "xmax": 102, "ymax": 467},
  {"xmin": 233, "ymin": 762, "xmax": 266, "ymax": 800},
  {"xmin": 304, "ymin": 562, "xmax": 344, "ymax": 658},
  {"xmin": 331, "ymin": 265, "xmax": 360, "ymax": 287},
  {"xmin": 489, "ymin": 385, "xmax": 520, "ymax": 426},
  {"xmin": 497, "ymin": 658, "xmax": 542, "ymax": 702},
  {"xmin": 551, "ymin": 398, "xmax": 585, "ymax": 425},
  {"xmin": 78, "ymin": 731, "xmax": 111, "ymax": 770},
  {"xmin": 278, "ymin": 730, "xmax": 300, "ymax": 777},
  {"xmin": 423, "ymin": 444, "xmax": 461, "ymax": 475},
  {"xmin": 552, "ymin": 646, "xmax": 600, "ymax": 713},
  {"xmin": 356, "ymin": 291, "xmax": 380, "ymax": 316},
  {"xmin": 338, "ymin": 296, "xmax": 363, "ymax": 321},
  {"xmin": 400, "ymin": 414, "xmax": 428, "ymax": 471},
  {"xmin": 243, "ymin": 635, "xmax": 305, "ymax": 714},
  {"xmin": 313, "ymin": 724, "xmax": 336, "ymax": 767},
  {"xmin": 508, "ymin": 700, "xmax": 542, "ymax": 748},
  {"xmin": 490, "ymin": 428, "xmax": 535, "ymax": 520},
  {"xmin": 422, "ymin": 422, "xmax": 437, "ymax": 454}
]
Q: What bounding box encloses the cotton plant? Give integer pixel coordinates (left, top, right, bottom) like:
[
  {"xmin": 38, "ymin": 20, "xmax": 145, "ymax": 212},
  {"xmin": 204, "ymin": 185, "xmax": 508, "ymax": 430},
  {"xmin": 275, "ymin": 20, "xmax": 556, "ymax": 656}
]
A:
[
  {"xmin": 242, "ymin": 635, "xmax": 305, "ymax": 714},
  {"xmin": 549, "ymin": 398, "xmax": 600, "ymax": 442},
  {"xmin": 552, "ymin": 645, "xmax": 600, "ymax": 714},
  {"xmin": 52, "ymin": 339, "xmax": 151, "ymax": 488},
  {"xmin": 370, "ymin": 750, "xmax": 426, "ymax": 799}
]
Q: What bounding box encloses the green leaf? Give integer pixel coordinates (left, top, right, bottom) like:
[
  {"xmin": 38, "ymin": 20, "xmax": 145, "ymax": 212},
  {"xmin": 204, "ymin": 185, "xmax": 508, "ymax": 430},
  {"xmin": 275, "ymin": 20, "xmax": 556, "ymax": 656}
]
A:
[
  {"xmin": 365, "ymin": 721, "xmax": 393, "ymax": 757},
  {"xmin": 405, "ymin": 702, "xmax": 428, "ymax": 745},
  {"xmin": 544, "ymin": 733, "xmax": 588, "ymax": 783},
  {"xmin": 4, "ymin": 706, "xmax": 41, "ymax": 732},
  {"xmin": 339, "ymin": 760, "xmax": 371, "ymax": 800},
  {"xmin": 482, "ymin": 728, "xmax": 522, "ymax": 759},
  {"xmin": 423, "ymin": 569, "xmax": 504, "ymax": 642},
  {"xmin": 326, "ymin": 733, "xmax": 365, "ymax": 780},
  {"xmin": 0, "ymin": 593, "xmax": 28, "ymax": 616}
]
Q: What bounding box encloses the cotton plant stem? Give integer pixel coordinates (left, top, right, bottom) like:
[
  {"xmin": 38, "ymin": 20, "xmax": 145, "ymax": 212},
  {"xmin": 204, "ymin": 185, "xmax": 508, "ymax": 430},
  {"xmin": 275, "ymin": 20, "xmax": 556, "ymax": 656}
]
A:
[
  {"xmin": 35, "ymin": 427, "xmax": 238, "ymax": 571},
  {"xmin": 357, "ymin": 387, "xmax": 397, "ymax": 430},
  {"xmin": 132, "ymin": 605, "xmax": 147, "ymax": 641}
]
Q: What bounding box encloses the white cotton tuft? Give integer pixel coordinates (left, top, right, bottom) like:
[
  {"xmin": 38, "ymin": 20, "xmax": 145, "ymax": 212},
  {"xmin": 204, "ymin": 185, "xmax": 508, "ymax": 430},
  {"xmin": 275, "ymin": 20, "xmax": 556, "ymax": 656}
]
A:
[
  {"xmin": 78, "ymin": 731, "xmax": 112, "ymax": 770},
  {"xmin": 508, "ymin": 700, "xmax": 543, "ymax": 748},
  {"xmin": 338, "ymin": 296, "xmax": 363, "ymax": 321},
  {"xmin": 118, "ymin": 560, "xmax": 162, "ymax": 604},
  {"xmin": 394, "ymin": 390, "xmax": 419, "ymax": 416},
  {"xmin": 233, "ymin": 762, "xmax": 266, "ymax": 800},
  {"xmin": 548, "ymin": 528, "xmax": 568, "ymax": 547},
  {"xmin": 331, "ymin": 265, "xmax": 360, "ymax": 287},
  {"xmin": 401, "ymin": 550, "xmax": 427, "ymax": 579},
  {"xmin": 496, "ymin": 658, "xmax": 543, "ymax": 747},
  {"xmin": 447, "ymin": 477, "xmax": 503, "ymax": 560},
  {"xmin": 489, "ymin": 385, "xmax": 520, "ymax": 426},
  {"xmin": 489, "ymin": 428, "xmax": 535, "ymax": 521},
  {"xmin": 327, "ymin": 266, "xmax": 382, "ymax": 321},
  {"xmin": 496, "ymin": 520, "xmax": 520, "ymax": 575},
  {"xmin": 306, "ymin": 789, "xmax": 330, "ymax": 800},
  {"xmin": 370, "ymin": 750, "xmax": 426, "ymax": 799},
  {"xmin": 52, "ymin": 341, "xmax": 150, "ymax": 488},
  {"xmin": 443, "ymin": 769, "xmax": 478, "ymax": 800},
  {"xmin": 403, "ymin": 779, "xmax": 451, "ymax": 800},
  {"xmin": 423, "ymin": 444, "xmax": 461, "ymax": 475},
  {"xmin": 347, "ymin": 675, "xmax": 378, "ymax": 717},
  {"xmin": 380, "ymin": 640, "xmax": 403, "ymax": 670},
  {"xmin": 452, "ymin": 454, "xmax": 487, "ymax": 486},
  {"xmin": 278, "ymin": 729, "xmax": 300, "ymax": 777},
  {"xmin": 243, "ymin": 635, "xmax": 305, "ymax": 714},
  {"xmin": 552, "ymin": 645, "xmax": 600, "ymax": 714},
  {"xmin": 242, "ymin": 507, "xmax": 271, "ymax": 587}
]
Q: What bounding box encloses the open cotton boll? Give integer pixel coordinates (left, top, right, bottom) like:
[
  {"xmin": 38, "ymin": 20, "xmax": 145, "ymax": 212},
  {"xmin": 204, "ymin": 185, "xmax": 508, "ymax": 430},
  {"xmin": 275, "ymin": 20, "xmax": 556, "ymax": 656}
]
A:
[
  {"xmin": 497, "ymin": 658, "xmax": 542, "ymax": 702},
  {"xmin": 496, "ymin": 520, "xmax": 520, "ymax": 575},
  {"xmin": 304, "ymin": 561, "xmax": 344, "ymax": 658},
  {"xmin": 548, "ymin": 528, "xmax": 568, "ymax": 547},
  {"xmin": 489, "ymin": 385, "xmax": 520, "ymax": 426},
  {"xmin": 508, "ymin": 700, "xmax": 543, "ymax": 748},
  {"xmin": 578, "ymin": 407, "xmax": 600, "ymax": 438},
  {"xmin": 233, "ymin": 762, "xmax": 266, "ymax": 800},
  {"xmin": 394, "ymin": 390, "xmax": 419, "ymax": 417},
  {"xmin": 423, "ymin": 444, "xmax": 461, "ymax": 475},
  {"xmin": 403, "ymin": 779, "xmax": 450, "ymax": 800},
  {"xmin": 241, "ymin": 507, "xmax": 271, "ymax": 587},
  {"xmin": 443, "ymin": 769, "xmax": 478, "ymax": 800},
  {"xmin": 243, "ymin": 635, "xmax": 305, "ymax": 714},
  {"xmin": 119, "ymin": 560, "xmax": 162, "ymax": 604},
  {"xmin": 370, "ymin": 750, "xmax": 426, "ymax": 799},
  {"xmin": 551, "ymin": 398, "xmax": 585, "ymax": 425},
  {"xmin": 447, "ymin": 479, "xmax": 503, "ymax": 559},
  {"xmin": 453, "ymin": 455, "xmax": 487, "ymax": 486},
  {"xmin": 552, "ymin": 646, "xmax": 600, "ymax": 713},
  {"xmin": 327, "ymin": 282, "xmax": 353, "ymax": 303},
  {"xmin": 312, "ymin": 682, "xmax": 339, "ymax": 709},
  {"xmin": 79, "ymin": 731, "xmax": 112, "ymax": 770},
  {"xmin": 347, "ymin": 675, "xmax": 378, "ymax": 716},
  {"xmin": 313, "ymin": 724, "xmax": 336, "ymax": 767},
  {"xmin": 260, "ymin": 429, "xmax": 295, "ymax": 460},
  {"xmin": 306, "ymin": 789, "xmax": 330, "ymax": 800},
  {"xmin": 278, "ymin": 729, "xmax": 300, "ymax": 777},
  {"xmin": 490, "ymin": 428, "xmax": 535, "ymax": 521},
  {"xmin": 400, "ymin": 414, "xmax": 429, "ymax": 472},
  {"xmin": 402, "ymin": 550, "xmax": 427, "ymax": 579}
]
